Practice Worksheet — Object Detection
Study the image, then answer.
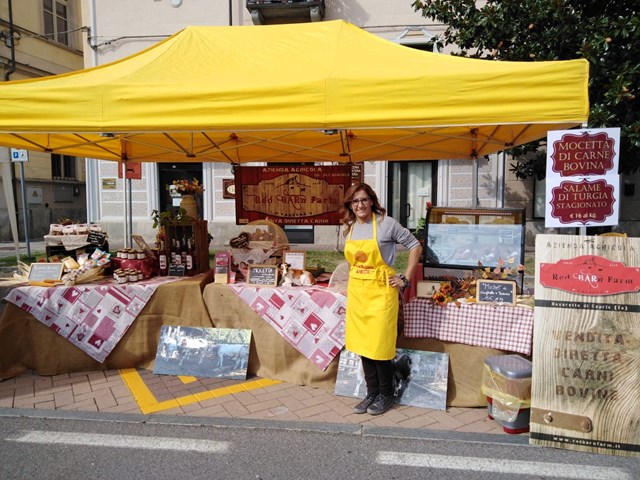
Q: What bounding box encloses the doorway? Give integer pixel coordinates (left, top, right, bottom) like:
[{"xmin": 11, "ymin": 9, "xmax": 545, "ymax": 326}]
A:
[
  {"xmin": 387, "ymin": 161, "xmax": 435, "ymax": 229},
  {"xmin": 158, "ymin": 162, "xmax": 203, "ymax": 214}
]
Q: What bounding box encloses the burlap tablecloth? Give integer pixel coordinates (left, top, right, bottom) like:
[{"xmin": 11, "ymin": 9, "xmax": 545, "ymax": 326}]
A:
[
  {"xmin": 0, "ymin": 273, "xmax": 213, "ymax": 379},
  {"xmin": 204, "ymin": 283, "xmax": 509, "ymax": 407},
  {"xmin": 203, "ymin": 283, "xmax": 340, "ymax": 389}
]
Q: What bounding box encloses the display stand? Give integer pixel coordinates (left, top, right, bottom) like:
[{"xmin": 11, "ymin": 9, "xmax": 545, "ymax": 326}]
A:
[
  {"xmin": 45, "ymin": 241, "xmax": 109, "ymax": 262},
  {"xmin": 422, "ymin": 207, "xmax": 526, "ymax": 291},
  {"xmin": 163, "ymin": 220, "xmax": 210, "ymax": 274}
]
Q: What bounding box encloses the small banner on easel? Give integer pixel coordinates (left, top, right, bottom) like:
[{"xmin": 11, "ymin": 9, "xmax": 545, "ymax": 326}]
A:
[{"xmin": 234, "ymin": 165, "xmax": 351, "ymax": 225}]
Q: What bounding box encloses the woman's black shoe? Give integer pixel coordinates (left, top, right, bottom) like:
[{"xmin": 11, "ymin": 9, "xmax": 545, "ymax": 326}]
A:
[
  {"xmin": 352, "ymin": 393, "xmax": 378, "ymax": 414},
  {"xmin": 367, "ymin": 394, "xmax": 395, "ymax": 415}
]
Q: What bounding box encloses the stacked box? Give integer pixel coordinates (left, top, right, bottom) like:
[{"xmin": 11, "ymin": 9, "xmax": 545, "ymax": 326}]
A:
[
  {"xmin": 164, "ymin": 220, "xmax": 210, "ymax": 274},
  {"xmin": 482, "ymin": 354, "xmax": 532, "ymax": 434}
]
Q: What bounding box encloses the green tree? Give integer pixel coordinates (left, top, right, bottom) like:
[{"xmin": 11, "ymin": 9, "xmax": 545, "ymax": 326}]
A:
[{"xmin": 412, "ymin": 0, "xmax": 639, "ymax": 179}]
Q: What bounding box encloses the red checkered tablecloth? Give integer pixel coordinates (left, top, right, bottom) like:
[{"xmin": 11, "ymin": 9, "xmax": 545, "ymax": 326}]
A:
[{"xmin": 404, "ymin": 299, "xmax": 534, "ymax": 355}]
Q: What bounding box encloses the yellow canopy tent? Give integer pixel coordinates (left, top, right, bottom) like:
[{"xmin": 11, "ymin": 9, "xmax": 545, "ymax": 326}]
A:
[{"xmin": 0, "ymin": 20, "xmax": 588, "ymax": 163}]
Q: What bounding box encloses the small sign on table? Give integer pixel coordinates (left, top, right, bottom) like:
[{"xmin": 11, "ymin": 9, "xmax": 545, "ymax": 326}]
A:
[
  {"xmin": 247, "ymin": 264, "xmax": 279, "ymax": 287},
  {"xmin": 168, "ymin": 264, "xmax": 186, "ymax": 277},
  {"xmin": 28, "ymin": 263, "xmax": 64, "ymax": 282},
  {"xmin": 476, "ymin": 279, "xmax": 517, "ymax": 306}
]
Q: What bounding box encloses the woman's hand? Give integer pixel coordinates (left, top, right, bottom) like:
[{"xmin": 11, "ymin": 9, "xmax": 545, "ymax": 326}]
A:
[{"xmin": 389, "ymin": 275, "xmax": 407, "ymax": 289}]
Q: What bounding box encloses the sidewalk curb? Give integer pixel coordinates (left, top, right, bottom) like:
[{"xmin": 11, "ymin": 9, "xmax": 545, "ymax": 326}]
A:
[{"xmin": 0, "ymin": 407, "xmax": 529, "ymax": 446}]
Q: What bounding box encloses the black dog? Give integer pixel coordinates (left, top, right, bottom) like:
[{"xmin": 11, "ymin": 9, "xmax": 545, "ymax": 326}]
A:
[{"xmin": 392, "ymin": 354, "xmax": 413, "ymax": 400}]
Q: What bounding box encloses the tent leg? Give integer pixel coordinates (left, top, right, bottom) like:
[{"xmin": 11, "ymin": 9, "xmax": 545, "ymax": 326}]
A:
[
  {"xmin": 472, "ymin": 157, "xmax": 478, "ymax": 208},
  {"xmin": 122, "ymin": 161, "xmax": 130, "ymax": 248}
]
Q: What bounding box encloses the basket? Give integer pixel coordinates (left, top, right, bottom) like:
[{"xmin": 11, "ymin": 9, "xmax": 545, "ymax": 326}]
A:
[{"xmin": 231, "ymin": 220, "xmax": 290, "ymax": 280}]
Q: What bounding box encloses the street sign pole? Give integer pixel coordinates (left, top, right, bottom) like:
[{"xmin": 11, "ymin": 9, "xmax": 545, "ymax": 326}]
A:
[
  {"xmin": 10, "ymin": 148, "xmax": 30, "ymax": 258},
  {"xmin": 18, "ymin": 161, "xmax": 30, "ymax": 258}
]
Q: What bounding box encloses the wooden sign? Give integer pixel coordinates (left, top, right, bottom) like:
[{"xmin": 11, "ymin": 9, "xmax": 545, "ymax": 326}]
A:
[
  {"xmin": 476, "ymin": 279, "xmax": 516, "ymax": 305},
  {"xmin": 283, "ymin": 250, "xmax": 306, "ymax": 270},
  {"xmin": 530, "ymin": 234, "xmax": 640, "ymax": 457},
  {"xmin": 246, "ymin": 264, "xmax": 279, "ymax": 287},
  {"xmin": 131, "ymin": 234, "xmax": 154, "ymax": 258},
  {"xmin": 234, "ymin": 165, "xmax": 351, "ymax": 225},
  {"xmin": 28, "ymin": 263, "xmax": 64, "ymax": 282}
]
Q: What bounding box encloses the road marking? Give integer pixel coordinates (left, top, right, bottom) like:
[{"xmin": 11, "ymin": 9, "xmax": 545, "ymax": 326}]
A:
[
  {"xmin": 9, "ymin": 430, "xmax": 229, "ymax": 453},
  {"xmin": 377, "ymin": 451, "xmax": 631, "ymax": 480},
  {"xmin": 119, "ymin": 368, "xmax": 281, "ymax": 414}
]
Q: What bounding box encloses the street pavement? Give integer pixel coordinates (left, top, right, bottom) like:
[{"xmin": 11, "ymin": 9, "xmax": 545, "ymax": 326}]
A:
[
  {"xmin": 0, "ymin": 239, "xmax": 524, "ymax": 440},
  {"xmin": 0, "ymin": 367, "xmax": 510, "ymax": 438}
]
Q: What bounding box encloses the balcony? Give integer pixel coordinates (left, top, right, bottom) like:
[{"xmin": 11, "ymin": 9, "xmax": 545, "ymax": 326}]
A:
[{"xmin": 246, "ymin": 1, "xmax": 325, "ymax": 25}]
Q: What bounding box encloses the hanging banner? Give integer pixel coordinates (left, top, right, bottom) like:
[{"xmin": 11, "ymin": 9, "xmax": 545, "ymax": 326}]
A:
[
  {"xmin": 235, "ymin": 165, "xmax": 351, "ymax": 225},
  {"xmin": 531, "ymin": 234, "xmax": 640, "ymax": 457}
]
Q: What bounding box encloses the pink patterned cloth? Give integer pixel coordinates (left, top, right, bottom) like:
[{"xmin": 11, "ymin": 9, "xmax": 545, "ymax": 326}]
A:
[
  {"xmin": 4, "ymin": 276, "xmax": 181, "ymax": 362},
  {"xmin": 404, "ymin": 299, "xmax": 534, "ymax": 355},
  {"xmin": 228, "ymin": 284, "xmax": 346, "ymax": 371}
]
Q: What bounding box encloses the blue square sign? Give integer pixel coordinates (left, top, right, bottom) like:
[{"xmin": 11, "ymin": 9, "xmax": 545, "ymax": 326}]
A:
[{"xmin": 10, "ymin": 148, "xmax": 28, "ymax": 162}]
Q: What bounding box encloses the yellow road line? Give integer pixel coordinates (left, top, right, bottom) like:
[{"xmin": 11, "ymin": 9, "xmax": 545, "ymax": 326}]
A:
[{"xmin": 119, "ymin": 368, "xmax": 281, "ymax": 414}]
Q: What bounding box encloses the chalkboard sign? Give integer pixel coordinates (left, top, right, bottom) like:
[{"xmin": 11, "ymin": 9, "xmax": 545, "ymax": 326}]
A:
[
  {"xmin": 168, "ymin": 264, "xmax": 186, "ymax": 277},
  {"xmin": 247, "ymin": 264, "xmax": 279, "ymax": 287},
  {"xmin": 87, "ymin": 230, "xmax": 107, "ymax": 246},
  {"xmin": 28, "ymin": 263, "xmax": 64, "ymax": 282},
  {"xmin": 476, "ymin": 279, "xmax": 517, "ymax": 306}
]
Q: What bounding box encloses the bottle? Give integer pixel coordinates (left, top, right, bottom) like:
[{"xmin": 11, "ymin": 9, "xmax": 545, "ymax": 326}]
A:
[
  {"xmin": 181, "ymin": 237, "xmax": 188, "ymax": 266},
  {"xmin": 169, "ymin": 239, "xmax": 176, "ymax": 265},
  {"xmin": 173, "ymin": 239, "xmax": 181, "ymax": 265},
  {"xmin": 159, "ymin": 240, "xmax": 168, "ymax": 276},
  {"xmin": 186, "ymin": 238, "xmax": 194, "ymax": 275}
]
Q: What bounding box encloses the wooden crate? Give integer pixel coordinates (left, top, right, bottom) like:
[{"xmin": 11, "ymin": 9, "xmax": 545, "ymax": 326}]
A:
[{"xmin": 164, "ymin": 220, "xmax": 210, "ymax": 274}]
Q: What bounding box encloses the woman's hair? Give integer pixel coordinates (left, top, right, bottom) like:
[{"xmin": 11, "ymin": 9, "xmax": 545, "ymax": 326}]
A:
[{"xmin": 340, "ymin": 182, "xmax": 386, "ymax": 237}]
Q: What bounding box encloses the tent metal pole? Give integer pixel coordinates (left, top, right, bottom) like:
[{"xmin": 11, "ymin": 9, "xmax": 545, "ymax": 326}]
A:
[
  {"xmin": 128, "ymin": 177, "xmax": 133, "ymax": 248},
  {"xmin": 19, "ymin": 161, "xmax": 30, "ymax": 257},
  {"xmin": 471, "ymin": 157, "xmax": 478, "ymax": 208},
  {"xmin": 122, "ymin": 161, "xmax": 130, "ymax": 248}
]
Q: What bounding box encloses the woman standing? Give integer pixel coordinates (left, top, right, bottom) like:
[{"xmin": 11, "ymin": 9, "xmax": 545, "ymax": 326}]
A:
[{"xmin": 341, "ymin": 183, "xmax": 422, "ymax": 415}]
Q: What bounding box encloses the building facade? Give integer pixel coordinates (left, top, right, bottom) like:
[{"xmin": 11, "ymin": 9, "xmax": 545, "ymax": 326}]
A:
[
  {"xmin": 4, "ymin": 0, "xmax": 630, "ymax": 249},
  {"xmin": 0, "ymin": 0, "xmax": 86, "ymax": 243}
]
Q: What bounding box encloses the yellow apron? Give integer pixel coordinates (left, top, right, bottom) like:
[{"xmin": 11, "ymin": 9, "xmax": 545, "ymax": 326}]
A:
[{"xmin": 345, "ymin": 213, "xmax": 398, "ymax": 360}]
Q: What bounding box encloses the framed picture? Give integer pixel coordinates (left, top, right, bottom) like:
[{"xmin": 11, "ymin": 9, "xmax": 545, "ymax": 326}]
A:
[
  {"xmin": 283, "ymin": 250, "xmax": 306, "ymax": 270},
  {"xmin": 154, "ymin": 326, "xmax": 251, "ymax": 380}
]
